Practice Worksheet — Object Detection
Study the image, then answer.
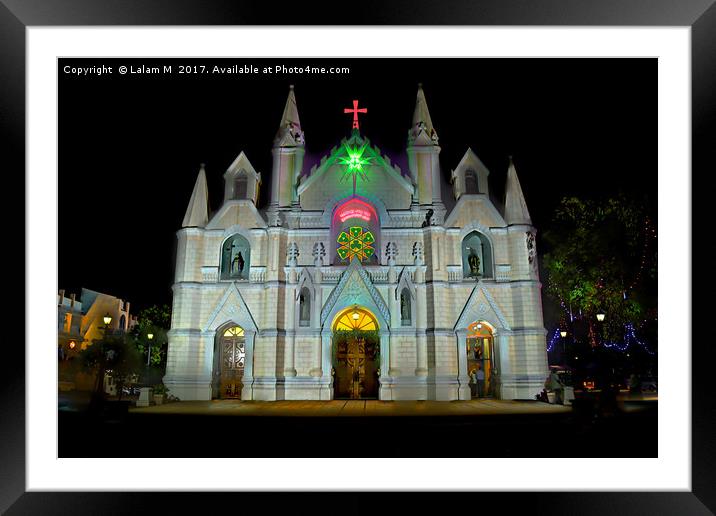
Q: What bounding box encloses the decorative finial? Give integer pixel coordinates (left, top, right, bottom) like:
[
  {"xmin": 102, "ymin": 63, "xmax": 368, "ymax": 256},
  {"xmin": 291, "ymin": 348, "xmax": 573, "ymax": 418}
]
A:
[
  {"xmin": 200, "ymin": 162, "xmax": 206, "ymax": 169},
  {"xmin": 289, "ymin": 84, "xmax": 294, "ymax": 90},
  {"xmin": 418, "ymin": 82, "xmax": 423, "ymax": 89}
]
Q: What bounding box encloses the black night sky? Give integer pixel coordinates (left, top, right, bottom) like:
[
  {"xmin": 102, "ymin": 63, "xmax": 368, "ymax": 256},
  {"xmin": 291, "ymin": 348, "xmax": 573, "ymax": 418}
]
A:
[{"xmin": 58, "ymin": 58, "xmax": 656, "ymax": 312}]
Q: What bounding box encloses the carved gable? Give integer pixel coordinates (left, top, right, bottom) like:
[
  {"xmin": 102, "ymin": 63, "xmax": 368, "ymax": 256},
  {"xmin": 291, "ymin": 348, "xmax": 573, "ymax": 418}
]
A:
[
  {"xmin": 454, "ymin": 283, "xmax": 511, "ymax": 332},
  {"xmin": 320, "ymin": 260, "xmax": 390, "ymax": 328}
]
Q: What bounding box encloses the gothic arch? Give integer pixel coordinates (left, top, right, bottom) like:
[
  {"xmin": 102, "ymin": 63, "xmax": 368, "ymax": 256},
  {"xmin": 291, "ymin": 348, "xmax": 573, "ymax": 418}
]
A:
[
  {"xmin": 458, "ymin": 221, "xmax": 495, "ymax": 247},
  {"xmin": 460, "ymin": 228, "xmax": 494, "ymax": 279},
  {"xmin": 396, "ymin": 267, "xmax": 417, "ymax": 327},
  {"xmin": 464, "ymin": 168, "xmax": 479, "ymax": 194},
  {"xmin": 203, "ymin": 282, "xmax": 258, "ymax": 334},
  {"xmin": 327, "ymin": 196, "xmax": 384, "ymax": 265},
  {"xmin": 453, "ymin": 284, "xmax": 510, "ymax": 400},
  {"xmin": 453, "ymin": 283, "xmax": 511, "ymax": 333},
  {"xmin": 203, "ymin": 283, "xmax": 258, "ymax": 400},
  {"xmin": 320, "ymin": 260, "xmax": 390, "ymax": 333},
  {"xmin": 220, "ymin": 233, "xmax": 251, "ymax": 280},
  {"xmin": 321, "ymin": 193, "xmax": 391, "ymax": 228},
  {"xmin": 295, "ymin": 269, "xmax": 316, "ymax": 328}
]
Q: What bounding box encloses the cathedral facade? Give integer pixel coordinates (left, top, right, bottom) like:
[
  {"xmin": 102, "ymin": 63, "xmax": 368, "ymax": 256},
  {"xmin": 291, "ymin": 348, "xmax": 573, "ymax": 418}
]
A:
[{"xmin": 164, "ymin": 85, "xmax": 549, "ymax": 401}]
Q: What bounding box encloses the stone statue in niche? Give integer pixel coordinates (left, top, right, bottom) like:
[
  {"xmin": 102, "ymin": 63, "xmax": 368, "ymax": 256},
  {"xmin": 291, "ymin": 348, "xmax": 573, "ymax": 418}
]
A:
[
  {"xmin": 299, "ymin": 292, "xmax": 310, "ymax": 323},
  {"xmin": 400, "ymin": 292, "xmax": 411, "ymax": 323},
  {"xmin": 468, "ymin": 251, "xmax": 481, "ymax": 276},
  {"xmin": 232, "ymin": 251, "xmax": 245, "ymax": 275}
]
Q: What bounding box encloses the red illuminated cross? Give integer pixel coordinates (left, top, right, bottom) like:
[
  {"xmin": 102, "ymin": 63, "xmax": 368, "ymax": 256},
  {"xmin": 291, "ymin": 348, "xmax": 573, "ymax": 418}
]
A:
[{"xmin": 344, "ymin": 100, "xmax": 367, "ymax": 130}]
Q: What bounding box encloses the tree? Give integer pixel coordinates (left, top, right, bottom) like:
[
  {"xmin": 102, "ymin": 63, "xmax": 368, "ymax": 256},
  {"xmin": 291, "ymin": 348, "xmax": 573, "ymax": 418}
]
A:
[
  {"xmin": 77, "ymin": 333, "xmax": 143, "ymax": 402},
  {"xmin": 129, "ymin": 304, "xmax": 171, "ymax": 383},
  {"xmin": 542, "ymin": 195, "xmax": 656, "ymax": 353}
]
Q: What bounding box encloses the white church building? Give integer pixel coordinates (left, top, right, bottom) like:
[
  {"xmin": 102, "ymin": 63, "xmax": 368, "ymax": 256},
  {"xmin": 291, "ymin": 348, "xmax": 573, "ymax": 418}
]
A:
[{"xmin": 164, "ymin": 85, "xmax": 549, "ymax": 401}]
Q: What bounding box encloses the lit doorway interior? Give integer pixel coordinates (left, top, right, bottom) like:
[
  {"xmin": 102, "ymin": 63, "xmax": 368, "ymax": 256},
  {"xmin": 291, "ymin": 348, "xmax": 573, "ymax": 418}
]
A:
[
  {"xmin": 332, "ymin": 306, "xmax": 380, "ymax": 399},
  {"xmin": 213, "ymin": 325, "xmax": 246, "ymax": 399},
  {"xmin": 466, "ymin": 321, "xmax": 495, "ymax": 398}
]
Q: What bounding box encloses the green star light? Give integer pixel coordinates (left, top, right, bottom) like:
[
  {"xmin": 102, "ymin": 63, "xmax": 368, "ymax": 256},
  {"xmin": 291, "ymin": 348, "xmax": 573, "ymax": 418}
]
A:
[{"xmin": 338, "ymin": 143, "xmax": 372, "ymax": 191}]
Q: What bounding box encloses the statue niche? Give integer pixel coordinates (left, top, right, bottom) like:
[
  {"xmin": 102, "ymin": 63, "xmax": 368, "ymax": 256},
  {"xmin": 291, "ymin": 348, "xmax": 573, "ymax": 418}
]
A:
[
  {"xmin": 400, "ymin": 288, "xmax": 412, "ymax": 326},
  {"xmin": 468, "ymin": 251, "xmax": 481, "ymax": 277},
  {"xmin": 221, "ymin": 234, "xmax": 251, "ymax": 280},
  {"xmin": 462, "ymin": 231, "xmax": 493, "ymax": 279}
]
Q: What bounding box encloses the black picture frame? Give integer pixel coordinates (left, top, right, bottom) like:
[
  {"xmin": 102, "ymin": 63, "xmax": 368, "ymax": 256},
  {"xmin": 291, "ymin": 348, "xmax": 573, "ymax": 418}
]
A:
[{"xmin": 2, "ymin": 1, "xmax": 711, "ymax": 514}]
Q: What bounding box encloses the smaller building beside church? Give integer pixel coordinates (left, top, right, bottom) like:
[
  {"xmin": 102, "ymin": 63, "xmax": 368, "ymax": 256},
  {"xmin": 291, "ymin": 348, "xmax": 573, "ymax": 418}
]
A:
[
  {"xmin": 57, "ymin": 288, "xmax": 137, "ymax": 353},
  {"xmin": 58, "ymin": 288, "xmax": 138, "ymax": 392},
  {"xmin": 164, "ymin": 84, "xmax": 549, "ymax": 402}
]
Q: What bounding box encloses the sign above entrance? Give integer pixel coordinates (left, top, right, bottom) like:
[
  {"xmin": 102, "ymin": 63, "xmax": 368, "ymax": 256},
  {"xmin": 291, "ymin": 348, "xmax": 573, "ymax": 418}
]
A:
[{"xmin": 335, "ymin": 198, "xmax": 376, "ymax": 223}]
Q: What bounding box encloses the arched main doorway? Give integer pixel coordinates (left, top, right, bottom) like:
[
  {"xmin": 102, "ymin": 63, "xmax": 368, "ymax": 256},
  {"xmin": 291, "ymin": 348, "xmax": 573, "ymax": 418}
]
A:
[
  {"xmin": 213, "ymin": 325, "xmax": 246, "ymax": 399},
  {"xmin": 332, "ymin": 306, "xmax": 380, "ymax": 399},
  {"xmin": 466, "ymin": 321, "xmax": 496, "ymax": 398}
]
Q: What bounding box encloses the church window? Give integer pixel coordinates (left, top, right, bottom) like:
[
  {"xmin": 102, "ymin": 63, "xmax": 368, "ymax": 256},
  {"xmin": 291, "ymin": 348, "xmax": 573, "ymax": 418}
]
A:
[
  {"xmin": 464, "ymin": 169, "xmax": 479, "ymax": 194},
  {"xmin": 400, "ymin": 288, "xmax": 412, "ymax": 326},
  {"xmin": 332, "ymin": 197, "xmax": 380, "ymax": 265},
  {"xmin": 299, "ymin": 287, "xmax": 311, "ymax": 327},
  {"xmin": 334, "ymin": 307, "xmax": 378, "ymax": 331},
  {"xmin": 234, "ymin": 174, "xmax": 248, "ymax": 199},
  {"xmin": 119, "ymin": 314, "xmax": 126, "ymax": 330},
  {"xmin": 221, "ymin": 234, "xmax": 251, "ymax": 280},
  {"xmin": 336, "ymin": 226, "xmax": 375, "ymax": 262},
  {"xmin": 462, "ymin": 231, "xmax": 493, "ymax": 279}
]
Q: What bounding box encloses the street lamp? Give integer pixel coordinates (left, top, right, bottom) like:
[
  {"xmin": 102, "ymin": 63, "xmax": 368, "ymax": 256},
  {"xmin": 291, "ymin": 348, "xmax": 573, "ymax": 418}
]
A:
[
  {"xmin": 146, "ymin": 333, "xmax": 154, "ymax": 367},
  {"xmin": 560, "ymin": 330, "xmax": 567, "ymax": 338},
  {"xmin": 92, "ymin": 313, "xmax": 112, "ymax": 409},
  {"xmin": 596, "ymin": 313, "xmax": 606, "ymax": 322}
]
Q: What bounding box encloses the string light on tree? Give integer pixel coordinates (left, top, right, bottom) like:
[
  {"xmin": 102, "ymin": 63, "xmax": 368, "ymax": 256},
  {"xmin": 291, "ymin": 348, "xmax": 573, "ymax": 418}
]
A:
[{"xmin": 546, "ymin": 328, "xmax": 561, "ymax": 352}]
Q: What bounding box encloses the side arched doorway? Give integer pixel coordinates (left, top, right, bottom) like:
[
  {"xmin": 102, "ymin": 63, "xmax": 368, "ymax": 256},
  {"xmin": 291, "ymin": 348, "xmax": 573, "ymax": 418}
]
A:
[
  {"xmin": 332, "ymin": 306, "xmax": 380, "ymax": 399},
  {"xmin": 466, "ymin": 321, "xmax": 496, "ymax": 398},
  {"xmin": 212, "ymin": 325, "xmax": 246, "ymax": 399}
]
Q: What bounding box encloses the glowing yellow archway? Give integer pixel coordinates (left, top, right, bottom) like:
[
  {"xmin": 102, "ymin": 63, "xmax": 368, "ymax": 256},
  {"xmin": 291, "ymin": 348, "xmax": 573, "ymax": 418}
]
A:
[{"xmin": 332, "ymin": 306, "xmax": 379, "ymax": 331}]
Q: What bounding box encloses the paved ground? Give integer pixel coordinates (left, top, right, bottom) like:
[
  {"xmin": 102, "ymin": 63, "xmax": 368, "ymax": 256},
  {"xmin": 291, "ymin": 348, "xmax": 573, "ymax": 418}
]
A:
[
  {"xmin": 59, "ymin": 391, "xmax": 656, "ymax": 458},
  {"xmin": 130, "ymin": 398, "xmax": 573, "ymax": 417}
]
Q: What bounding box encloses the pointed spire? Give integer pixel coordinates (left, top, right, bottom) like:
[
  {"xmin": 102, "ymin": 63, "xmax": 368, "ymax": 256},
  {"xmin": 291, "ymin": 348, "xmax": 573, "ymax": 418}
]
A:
[
  {"xmin": 182, "ymin": 163, "xmax": 209, "ymax": 228},
  {"xmin": 274, "ymin": 84, "xmax": 305, "ymax": 147},
  {"xmin": 504, "ymin": 157, "xmax": 532, "ymax": 225},
  {"xmin": 409, "ymin": 83, "xmax": 438, "ymax": 145}
]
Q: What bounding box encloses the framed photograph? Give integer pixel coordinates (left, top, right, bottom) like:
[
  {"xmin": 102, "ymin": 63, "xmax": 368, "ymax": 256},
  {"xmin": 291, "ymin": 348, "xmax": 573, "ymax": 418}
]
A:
[{"xmin": 3, "ymin": 1, "xmax": 710, "ymax": 513}]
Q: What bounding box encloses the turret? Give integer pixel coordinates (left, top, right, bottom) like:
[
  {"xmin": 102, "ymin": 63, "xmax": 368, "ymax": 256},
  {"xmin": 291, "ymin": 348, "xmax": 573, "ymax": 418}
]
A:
[
  {"xmin": 182, "ymin": 164, "xmax": 209, "ymax": 228},
  {"xmin": 270, "ymin": 85, "xmax": 305, "ymax": 209},
  {"xmin": 223, "ymin": 152, "xmax": 261, "ymax": 205},
  {"xmin": 503, "ymin": 157, "xmax": 532, "ymax": 225},
  {"xmin": 407, "ymin": 84, "xmax": 443, "ymax": 210}
]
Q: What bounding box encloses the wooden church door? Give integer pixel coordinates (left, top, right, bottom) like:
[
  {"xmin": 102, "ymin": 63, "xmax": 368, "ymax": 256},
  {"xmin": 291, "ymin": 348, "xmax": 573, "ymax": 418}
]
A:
[
  {"xmin": 333, "ymin": 337, "xmax": 379, "ymax": 399},
  {"xmin": 218, "ymin": 326, "xmax": 245, "ymax": 399}
]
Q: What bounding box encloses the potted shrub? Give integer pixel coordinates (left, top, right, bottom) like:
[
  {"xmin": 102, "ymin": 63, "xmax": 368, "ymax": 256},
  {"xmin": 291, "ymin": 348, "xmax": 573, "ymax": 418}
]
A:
[{"xmin": 153, "ymin": 384, "xmax": 168, "ymax": 405}]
